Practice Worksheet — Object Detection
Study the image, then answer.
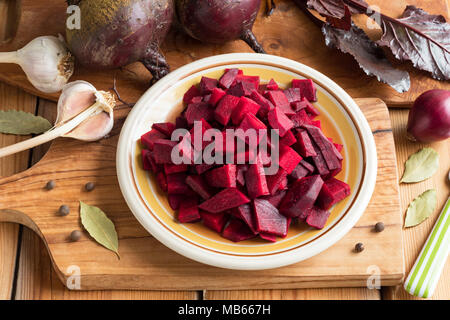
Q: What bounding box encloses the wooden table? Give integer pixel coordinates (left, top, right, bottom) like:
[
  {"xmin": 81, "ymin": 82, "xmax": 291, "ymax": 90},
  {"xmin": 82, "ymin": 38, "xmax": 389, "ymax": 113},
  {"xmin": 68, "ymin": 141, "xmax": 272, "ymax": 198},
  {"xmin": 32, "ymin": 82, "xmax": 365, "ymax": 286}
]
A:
[{"xmin": 0, "ymin": 81, "xmax": 449, "ymax": 300}]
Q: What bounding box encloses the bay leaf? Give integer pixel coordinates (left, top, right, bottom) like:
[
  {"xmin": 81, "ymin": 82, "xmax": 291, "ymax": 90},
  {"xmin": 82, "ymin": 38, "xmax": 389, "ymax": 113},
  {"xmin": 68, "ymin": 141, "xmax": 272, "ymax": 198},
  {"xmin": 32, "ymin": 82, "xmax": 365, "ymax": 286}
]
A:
[
  {"xmin": 79, "ymin": 201, "xmax": 120, "ymax": 258},
  {"xmin": 0, "ymin": 110, "xmax": 52, "ymax": 135},
  {"xmin": 400, "ymin": 148, "xmax": 439, "ymax": 183},
  {"xmin": 405, "ymin": 189, "xmax": 437, "ymax": 227}
]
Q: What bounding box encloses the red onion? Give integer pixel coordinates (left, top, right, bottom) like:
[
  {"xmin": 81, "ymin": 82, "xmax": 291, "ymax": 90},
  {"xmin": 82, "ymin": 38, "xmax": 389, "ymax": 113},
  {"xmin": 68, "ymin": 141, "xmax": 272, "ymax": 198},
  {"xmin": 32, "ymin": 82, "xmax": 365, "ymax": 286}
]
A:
[
  {"xmin": 175, "ymin": 0, "xmax": 266, "ymax": 53},
  {"xmin": 407, "ymin": 89, "xmax": 450, "ymax": 143},
  {"xmin": 66, "ymin": 0, "xmax": 174, "ymax": 81}
]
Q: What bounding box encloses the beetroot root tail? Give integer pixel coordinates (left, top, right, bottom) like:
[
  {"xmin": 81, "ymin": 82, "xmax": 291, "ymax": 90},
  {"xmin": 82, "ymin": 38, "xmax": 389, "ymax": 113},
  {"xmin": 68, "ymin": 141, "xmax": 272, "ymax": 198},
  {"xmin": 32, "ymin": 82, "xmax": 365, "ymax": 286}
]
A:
[
  {"xmin": 241, "ymin": 29, "xmax": 266, "ymax": 54},
  {"xmin": 141, "ymin": 50, "xmax": 171, "ymax": 84}
]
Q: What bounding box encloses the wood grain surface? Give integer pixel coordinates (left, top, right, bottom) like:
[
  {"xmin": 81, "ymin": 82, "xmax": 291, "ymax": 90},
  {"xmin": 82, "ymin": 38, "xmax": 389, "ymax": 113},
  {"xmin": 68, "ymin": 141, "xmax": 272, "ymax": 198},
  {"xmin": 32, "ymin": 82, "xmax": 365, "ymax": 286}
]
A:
[
  {"xmin": 382, "ymin": 110, "xmax": 450, "ymax": 300},
  {"xmin": 0, "ymin": 98, "xmax": 404, "ymax": 291},
  {"xmin": 0, "ymin": 82, "xmax": 36, "ymax": 299},
  {"xmin": 0, "ymin": 0, "xmax": 448, "ymax": 106}
]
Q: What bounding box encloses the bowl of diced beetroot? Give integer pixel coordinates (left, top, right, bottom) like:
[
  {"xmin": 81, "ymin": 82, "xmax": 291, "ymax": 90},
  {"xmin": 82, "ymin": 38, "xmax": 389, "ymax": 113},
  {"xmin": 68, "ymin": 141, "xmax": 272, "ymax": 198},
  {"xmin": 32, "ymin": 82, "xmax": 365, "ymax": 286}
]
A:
[{"xmin": 116, "ymin": 53, "xmax": 377, "ymax": 270}]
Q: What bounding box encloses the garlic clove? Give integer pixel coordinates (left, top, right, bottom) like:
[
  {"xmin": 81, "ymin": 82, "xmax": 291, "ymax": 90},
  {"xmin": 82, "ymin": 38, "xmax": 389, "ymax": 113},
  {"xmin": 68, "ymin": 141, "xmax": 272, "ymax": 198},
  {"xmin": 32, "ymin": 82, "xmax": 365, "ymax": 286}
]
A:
[
  {"xmin": 16, "ymin": 36, "xmax": 74, "ymax": 93},
  {"xmin": 57, "ymin": 81, "xmax": 115, "ymax": 141},
  {"xmin": 56, "ymin": 80, "xmax": 97, "ymax": 124},
  {"xmin": 64, "ymin": 111, "xmax": 114, "ymax": 141}
]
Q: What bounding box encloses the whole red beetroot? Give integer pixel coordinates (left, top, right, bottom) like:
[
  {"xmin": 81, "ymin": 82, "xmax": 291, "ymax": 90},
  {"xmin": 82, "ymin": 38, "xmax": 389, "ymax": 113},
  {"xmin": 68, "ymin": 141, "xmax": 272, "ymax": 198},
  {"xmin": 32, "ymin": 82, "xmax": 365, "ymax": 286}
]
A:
[
  {"xmin": 66, "ymin": 0, "xmax": 174, "ymax": 81},
  {"xmin": 176, "ymin": 0, "xmax": 265, "ymax": 53}
]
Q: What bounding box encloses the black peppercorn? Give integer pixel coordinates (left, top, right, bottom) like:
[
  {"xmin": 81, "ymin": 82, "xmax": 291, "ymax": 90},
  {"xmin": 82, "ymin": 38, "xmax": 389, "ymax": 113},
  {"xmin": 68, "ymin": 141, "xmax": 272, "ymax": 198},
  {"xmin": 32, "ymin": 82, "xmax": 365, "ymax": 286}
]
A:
[
  {"xmin": 59, "ymin": 205, "xmax": 70, "ymax": 216},
  {"xmin": 355, "ymin": 242, "xmax": 365, "ymax": 253},
  {"xmin": 45, "ymin": 180, "xmax": 55, "ymax": 190},
  {"xmin": 375, "ymin": 222, "xmax": 385, "ymax": 233},
  {"xmin": 85, "ymin": 182, "xmax": 95, "ymax": 192}
]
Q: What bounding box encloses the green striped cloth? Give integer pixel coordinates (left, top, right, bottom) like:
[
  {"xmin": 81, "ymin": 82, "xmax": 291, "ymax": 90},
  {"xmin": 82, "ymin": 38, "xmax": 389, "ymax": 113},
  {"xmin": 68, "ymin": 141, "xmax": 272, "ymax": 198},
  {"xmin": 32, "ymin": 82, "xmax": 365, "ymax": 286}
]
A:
[{"xmin": 404, "ymin": 197, "xmax": 450, "ymax": 298}]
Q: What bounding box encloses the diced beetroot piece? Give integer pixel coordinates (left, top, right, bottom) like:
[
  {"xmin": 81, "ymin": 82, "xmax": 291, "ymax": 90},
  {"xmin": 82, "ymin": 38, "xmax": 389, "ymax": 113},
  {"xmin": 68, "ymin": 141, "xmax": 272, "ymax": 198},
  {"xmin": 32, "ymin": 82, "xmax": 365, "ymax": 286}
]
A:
[
  {"xmin": 175, "ymin": 116, "xmax": 189, "ymax": 129},
  {"xmin": 306, "ymin": 206, "xmax": 331, "ymax": 229},
  {"xmin": 253, "ymin": 199, "xmax": 288, "ymax": 237},
  {"xmin": 141, "ymin": 129, "xmax": 166, "ymax": 150},
  {"xmin": 172, "ymin": 134, "xmax": 197, "ymax": 165},
  {"xmin": 164, "ymin": 163, "xmax": 188, "ymax": 174},
  {"xmin": 214, "ymin": 95, "xmax": 240, "ymax": 125},
  {"xmin": 209, "ymin": 87, "xmax": 226, "ymax": 106},
  {"xmin": 304, "ymin": 125, "xmax": 342, "ymax": 170},
  {"xmin": 227, "ymin": 81, "xmax": 254, "ymax": 97},
  {"xmin": 266, "ymin": 78, "xmax": 279, "ymax": 91},
  {"xmin": 278, "ymin": 175, "xmax": 288, "ymax": 190},
  {"xmin": 191, "ymin": 96, "xmax": 203, "ymax": 104},
  {"xmin": 260, "ymin": 232, "xmax": 277, "ymax": 242},
  {"xmin": 222, "ymin": 219, "xmax": 256, "ymax": 242},
  {"xmin": 234, "ymin": 75, "xmax": 260, "ymax": 90},
  {"xmin": 268, "ymin": 108, "xmax": 294, "ymax": 137},
  {"xmin": 266, "ymin": 168, "xmax": 288, "ymax": 195},
  {"xmin": 301, "ymin": 160, "xmax": 315, "ymax": 173},
  {"xmin": 290, "ymin": 163, "xmax": 309, "ymax": 180},
  {"xmin": 292, "ymin": 97, "xmax": 320, "ymax": 116},
  {"xmin": 167, "ymin": 173, "xmax": 190, "ymax": 195},
  {"xmin": 205, "ymin": 164, "xmax": 236, "ymax": 188},
  {"xmin": 290, "ymin": 109, "xmax": 312, "ymax": 128},
  {"xmin": 199, "ymin": 76, "xmax": 218, "ymax": 94},
  {"xmin": 236, "ymin": 165, "xmax": 247, "ymax": 186},
  {"xmin": 278, "ymin": 144, "xmax": 302, "ymax": 175},
  {"xmin": 284, "ymin": 88, "xmax": 301, "ymax": 103},
  {"xmin": 280, "ymin": 130, "xmax": 296, "ymax": 146},
  {"xmin": 261, "ymin": 190, "xmax": 287, "ymax": 208},
  {"xmin": 142, "ymin": 149, "xmax": 152, "ymax": 171},
  {"xmin": 317, "ymin": 178, "xmax": 351, "ymax": 210},
  {"xmin": 156, "ymin": 172, "xmax": 168, "ymax": 192},
  {"xmin": 190, "ymin": 118, "xmax": 212, "ymax": 150},
  {"xmin": 195, "ymin": 163, "xmax": 215, "ymax": 174},
  {"xmin": 186, "ymin": 102, "xmax": 214, "ymax": 126},
  {"xmin": 203, "ymin": 94, "xmax": 212, "ymax": 104},
  {"xmin": 296, "ymin": 129, "xmax": 317, "ymax": 158},
  {"xmin": 237, "ymin": 113, "xmax": 267, "ymax": 138},
  {"xmin": 265, "ymin": 90, "xmax": 294, "ymax": 115},
  {"xmin": 185, "ymin": 175, "xmax": 215, "ymax": 200},
  {"xmin": 232, "ymin": 203, "xmax": 258, "ymax": 234},
  {"xmin": 245, "ymin": 158, "xmax": 270, "ymax": 199},
  {"xmin": 200, "ymin": 211, "xmax": 229, "ymax": 233},
  {"xmin": 183, "ymin": 85, "xmax": 201, "ymax": 104},
  {"xmin": 147, "ymin": 151, "xmax": 162, "ymax": 173},
  {"xmin": 178, "ymin": 198, "xmax": 201, "ymax": 223},
  {"xmin": 334, "ymin": 143, "xmax": 343, "ymax": 153},
  {"xmin": 265, "ymin": 90, "xmax": 290, "ymax": 109},
  {"xmin": 292, "ymin": 79, "xmax": 317, "ymax": 102},
  {"xmin": 231, "ymin": 97, "xmax": 261, "ymax": 125},
  {"xmin": 219, "ymin": 68, "xmax": 239, "ymax": 89},
  {"xmin": 168, "ymin": 194, "xmax": 184, "ymax": 210},
  {"xmin": 310, "ymin": 143, "xmax": 330, "ymax": 176},
  {"xmin": 311, "ymin": 120, "xmax": 321, "ymax": 130},
  {"xmin": 152, "ymin": 122, "xmax": 175, "ymax": 137},
  {"xmin": 291, "ymin": 100, "xmax": 307, "ymax": 112},
  {"xmin": 199, "ymin": 188, "xmax": 250, "ymax": 213},
  {"xmin": 152, "ymin": 139, "xmax": 178, "ymax": 164},
  {"xmin": 279, "ymin": 175, "xmax": 324, "ymax": 218},
  {"xmin": 250, "ymin": 90, "xmax": 274, "ymax": 117}
]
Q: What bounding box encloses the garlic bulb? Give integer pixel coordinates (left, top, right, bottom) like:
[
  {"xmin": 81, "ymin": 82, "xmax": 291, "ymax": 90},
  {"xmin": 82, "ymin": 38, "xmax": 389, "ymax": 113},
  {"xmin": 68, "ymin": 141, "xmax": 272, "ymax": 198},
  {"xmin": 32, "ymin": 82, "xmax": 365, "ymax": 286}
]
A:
[
  {"xmin": 56, "ymin": 80, "xmax": 115, "ymax": 141},
  {"xmin": 0, "ymin": 36, "xmax": 74, "ymax": 93},
  {"xmin": 0, "ymin": 81, "xmax": 115, "ymax": 159}
]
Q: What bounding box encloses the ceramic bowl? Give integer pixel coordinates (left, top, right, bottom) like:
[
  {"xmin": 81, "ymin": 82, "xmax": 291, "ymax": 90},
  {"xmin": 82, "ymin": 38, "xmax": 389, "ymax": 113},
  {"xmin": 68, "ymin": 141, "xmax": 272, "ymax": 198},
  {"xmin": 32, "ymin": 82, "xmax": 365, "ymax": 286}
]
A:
[{"xmin": 116, "ymin": 53, "xmax": 377, "ymax": 270}]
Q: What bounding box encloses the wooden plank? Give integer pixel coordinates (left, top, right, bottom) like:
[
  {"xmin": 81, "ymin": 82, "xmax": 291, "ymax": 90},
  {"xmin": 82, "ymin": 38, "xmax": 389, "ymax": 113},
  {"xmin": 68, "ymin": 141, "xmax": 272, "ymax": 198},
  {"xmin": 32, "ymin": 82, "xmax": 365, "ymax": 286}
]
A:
[
  {"xmin": 206, "ymin": 288, "xmax": 380, "ymax": 300},
  {"xmin": 0, "ymin": 82, "xmax": 37, "ymax": 299},
  {"xmin": 0, "ymin": 98, "xmax": 403, "ymax": 291},
  {"xmin": 0, "ymin": 0, "xmax": 448, "ymax": 106},
  {"xmin": 13, "ymin": 98, "xmax": 197, "ymax": 300},
  {"xmin": 383, "ymin": 109, "xmax": 450, "ymax": 300}
]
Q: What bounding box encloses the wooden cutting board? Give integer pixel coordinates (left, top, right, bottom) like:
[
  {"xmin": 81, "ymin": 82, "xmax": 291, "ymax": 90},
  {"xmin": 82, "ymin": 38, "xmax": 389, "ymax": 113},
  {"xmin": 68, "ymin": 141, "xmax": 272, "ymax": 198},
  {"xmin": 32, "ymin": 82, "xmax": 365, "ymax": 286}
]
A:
[
  {"xmin": 0, "ymin": 98, "xmax": 404, "ymax": 290},
  {"xmin": 0, "ymin": 0, "xmax": 448, "ymax": 106}
]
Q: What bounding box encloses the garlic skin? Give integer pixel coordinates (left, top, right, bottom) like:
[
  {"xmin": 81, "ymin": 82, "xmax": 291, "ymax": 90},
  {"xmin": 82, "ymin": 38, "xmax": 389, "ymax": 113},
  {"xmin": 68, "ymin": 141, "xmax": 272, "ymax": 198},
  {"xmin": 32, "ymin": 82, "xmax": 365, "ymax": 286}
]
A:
[
  {"xmin": 0, "ymin": 36, "xmax": 74, "ymax": 93},
  {"xmin": 56, "ymin": 81, "xmax": 115, "ymax": 141}
]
